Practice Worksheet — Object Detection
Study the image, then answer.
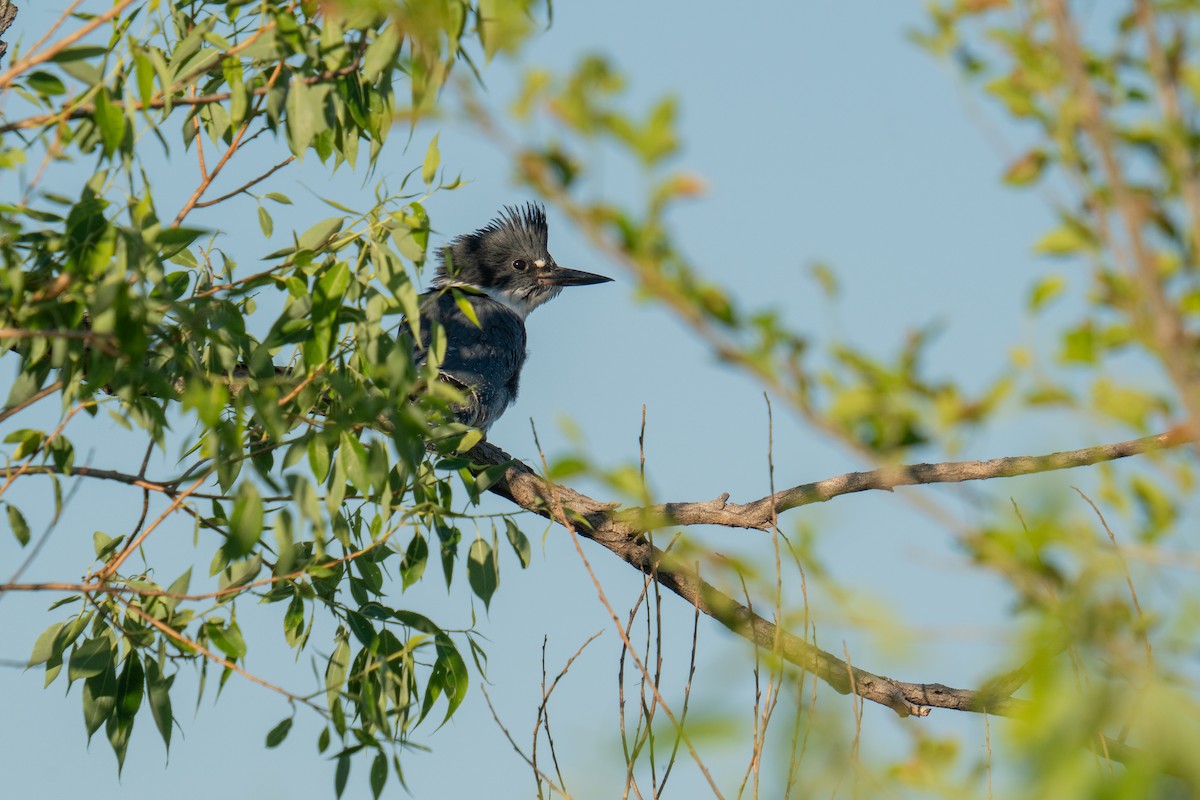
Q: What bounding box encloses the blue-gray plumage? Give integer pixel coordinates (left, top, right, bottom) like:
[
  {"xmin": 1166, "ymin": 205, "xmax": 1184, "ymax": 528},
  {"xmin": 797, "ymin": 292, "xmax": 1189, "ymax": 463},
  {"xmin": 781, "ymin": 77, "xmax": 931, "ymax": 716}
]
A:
[{"xmin": 414, "ymin": 204, "xmax": 612, "ymax": 430}]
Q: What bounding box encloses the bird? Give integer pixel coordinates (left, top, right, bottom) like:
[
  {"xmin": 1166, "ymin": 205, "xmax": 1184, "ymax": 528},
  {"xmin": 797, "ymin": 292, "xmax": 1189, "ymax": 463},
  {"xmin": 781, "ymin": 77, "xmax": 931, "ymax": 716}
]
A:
[{"xmin": 413, "ymin": 203, "xmax": 612, "ymax": 431}]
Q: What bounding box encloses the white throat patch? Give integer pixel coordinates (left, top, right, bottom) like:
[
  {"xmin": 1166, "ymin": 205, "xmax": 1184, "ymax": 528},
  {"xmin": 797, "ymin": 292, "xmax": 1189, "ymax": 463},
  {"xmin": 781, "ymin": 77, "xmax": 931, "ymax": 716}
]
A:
[
  {"xmin": 481, "ymin": 286, "xmax": 556, "ymax": 319},
  {"xmin": 433, "ymin": 279, "xmax": 559, "ymax": 320}
]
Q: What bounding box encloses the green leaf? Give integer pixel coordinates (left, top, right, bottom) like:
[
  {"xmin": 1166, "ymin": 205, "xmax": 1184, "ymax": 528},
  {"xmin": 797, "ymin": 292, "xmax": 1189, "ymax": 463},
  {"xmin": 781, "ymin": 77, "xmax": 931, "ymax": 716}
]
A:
[
  {"xmin": 1003, "ymin": 149, "xmax": 1048, "ymax": 186},
  {"xmin": 266, "ymin": 717, "xmax": 293, "ymax": 747},
  {"xmin": 285, "ymin": 77, "xmax": 317, "ymax": 155},
  {"xmin": 298, "ymin": 216, "xmax": 345, "ymax": 252},
  {"xmin": 92, "ymin": 531, "xmax": 125, "ymax": 560},
  {"xmin": 26, "ymin": 71, "xmax": 66, "ymax": 97},
  {"xmin": 346, "ymin": 610, "xmax": 376, "ymax": 647},
  {"xmin": 134, "ymin": 48, "xmax": 155, "ymax": 106},
  {"xmin": 437, "ymin": 524, "xmax": 459, "ymax": 588},
  {"xmin": 49, "ymin": 45, "xmax": 107, "ymax": 63},
  {"xmin": 451, "ymin": 289, "xmax": 481, "ymax": 328},
  {"xmin": 1029, "ymin": 275, "xmax": 1065, "ymax": 311},
  {"xmin": 335, "ymin": 752, "xmax": 351, "ymax": 799},
  {"xmin": 116, "ymin": 653, "xmax": 145, "ymax": 718},
  {"xmin": 29, "ymin": 622, "xmax": 65, "ymax": 667},
  {"xmin": 221, "ymin": 554, "xmax": 263, "ymax": 590},
  {"xmin": 339, "ymin": 432, "xmax": 371, "ymax": 495},
  {"xmin": 226, "ymin": 482, "xmax": 264, "ymax": 558},
  {"xmin": 432, "ymin": 635, "xmax": 468, "ymax": 723},
  {"xmin": 370, "ymin": 752, "xmax": 388, "ymax": 799},
  {"xmin": 504, "ymin": 519, "xmax": 531, "ymax": 568},
  {"xmin": 6, "ymin": 428, "xmax": 44, "ymax": 459},
  {"xmin": 82, "ymin": 664, "xmax": 117, "ymax": 738},
  {"xmin": 5, "ymin": 374, "xmax": 42, "ymax": 410},
  {"xmin": 401, "ymin": 533, "xmax": 428, "ymax": 590},
  {"xmin": 107, "ymin": 710, "xmax": 134, "ymax": 773},
  {"xmin": 307, "ymin": 438, "xmax": 332, "ymax": 483},
  {"xmin": 93, "ymin": 89, "xmax": 126, "ymax": 157},
  {"xmin": 456, "ymin": 427, "xmax": 484, "ymax": 453},
  {"xmin": 284, "ymin": 594, "xmax": 306, "ymax": 647},
  {"xmin": 422, "ymin": 133, "xmax": 440, "ymax": 185},
  {"xmin": 467, "ymin": 538, "xmax": 498, "ymax": 609},
  {"xmin": 163, "ymin": 568, "xmax": 191, "ymax": 614},
  {"xmin": 1034, "ymin": 223, "xmax": 1093, "ymax": 257},
  {"xmin": 7, "ymin": 504, "xmax": 30, "ymax": 546},
  {"xmin": 69, "ymin": 636, "xmax": 113, "ymax": 681},
  {"xmin": 362, "ymin": 24, "xmax": 402, "ymax": 82},
  {"xmin": 258, "ymin": 205, "xmax": 274, "ymax": 237},
  {"xmin": 145, "ymin": 656, "xmax": 174, "ymax": 752},
  {"xmin": 206, "ymin": 619, "xmax": 247, "ymax": 660},
  {"xmin": 325, "ymin": 632, "xmax": 351, "ymax": 708}
]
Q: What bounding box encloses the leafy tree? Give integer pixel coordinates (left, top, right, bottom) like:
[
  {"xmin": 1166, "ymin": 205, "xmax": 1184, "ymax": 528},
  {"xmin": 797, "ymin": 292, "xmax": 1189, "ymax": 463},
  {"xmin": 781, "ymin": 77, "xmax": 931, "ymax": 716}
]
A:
[{"xmin": 2, "ymin": 1, "xmax": 1200, "ymax": 797}]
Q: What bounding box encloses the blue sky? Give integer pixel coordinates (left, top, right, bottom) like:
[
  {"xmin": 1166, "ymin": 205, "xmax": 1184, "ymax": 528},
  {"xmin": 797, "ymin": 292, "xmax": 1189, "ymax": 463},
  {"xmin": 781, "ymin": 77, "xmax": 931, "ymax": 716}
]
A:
[{"xmin": 0, "ymin": 2, "xmax": 1088, "ymax": 797}]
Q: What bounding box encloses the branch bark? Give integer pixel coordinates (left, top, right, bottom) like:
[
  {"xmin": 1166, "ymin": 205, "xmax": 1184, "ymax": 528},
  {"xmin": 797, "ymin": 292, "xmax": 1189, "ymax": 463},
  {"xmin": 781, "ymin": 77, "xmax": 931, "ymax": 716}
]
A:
[
  {"xmin": 642, "ymin": 426, "xmax": 1191, "ymax": 531},
  {"xmin": 0, "ymin": 1, "xmax": 17, "ymax": 65},
  {"xmin": 462, "ymin": 424, "xmax": 1193, "ymax": 718},
  {"xmin": 468, "ymin": 440, "xmax": 1025, "ymax": 718},
  {"xmin": 5, "ymin": 410, "xmax": 1190, "ymax": 719}
]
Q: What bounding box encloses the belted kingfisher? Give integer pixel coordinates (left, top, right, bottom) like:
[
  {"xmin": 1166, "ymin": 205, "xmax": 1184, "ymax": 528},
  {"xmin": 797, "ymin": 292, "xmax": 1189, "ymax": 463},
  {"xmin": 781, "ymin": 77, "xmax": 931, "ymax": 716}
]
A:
[{"xmin": 415, "ymin": 203, "xmax": 612, "ymax": 431}]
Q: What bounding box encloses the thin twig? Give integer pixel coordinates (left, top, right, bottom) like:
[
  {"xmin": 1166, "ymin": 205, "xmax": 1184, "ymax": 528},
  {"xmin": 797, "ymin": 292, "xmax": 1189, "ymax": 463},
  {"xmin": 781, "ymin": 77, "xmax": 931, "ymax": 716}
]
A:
[
  {"xmin": 0, "ymin": 379, "xmax": 62, "ymax": 424},
  {"xmin": 1072, "ymin": 487, "xmax": 1154, "ymax": 666},
  {"xmin": 0, "ymin": 401, "xmax": 93, "ymax": 499},
  {"xmin": 123, "ymin": 600, "xmax": 321, "ymax": 710},
  {"xmin": 194, "ymin": 155, "xmax": 296, "ymax": 208},
  {"xmin": 0, "ymin": 0, "xmax": 136, "ymax": 88},
  {"xmin": 20, "ymin": 0, "xmax": 85, "ymax": 61},
  {"xmin": 528, "ymin": 421, "xmax": 725, "ymax": 799},
  {"xmin": 94, "ymin": 470, "xmax": 213, "ymax": 580},
  {"xmin": 480, "ymin": 684, "xmax": 569, "ymax": 799},
  {"xmin": 532, "ymin": 631, "xmax": 602, "ymax": 797}
]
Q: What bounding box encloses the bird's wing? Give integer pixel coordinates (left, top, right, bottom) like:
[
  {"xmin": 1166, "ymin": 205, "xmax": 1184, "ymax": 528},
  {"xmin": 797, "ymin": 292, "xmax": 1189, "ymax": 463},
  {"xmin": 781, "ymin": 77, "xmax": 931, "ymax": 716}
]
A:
[{"xmin": 413, "ymin": 290, "xmax": 527, "ymax": 428}]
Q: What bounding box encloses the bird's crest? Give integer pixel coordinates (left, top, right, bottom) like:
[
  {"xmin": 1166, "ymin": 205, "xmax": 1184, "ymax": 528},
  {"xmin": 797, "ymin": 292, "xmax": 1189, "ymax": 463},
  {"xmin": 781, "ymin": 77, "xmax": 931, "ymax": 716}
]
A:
[{"xmin": 436, "ymin": 203, "xmax": 549, "ymax": 282}]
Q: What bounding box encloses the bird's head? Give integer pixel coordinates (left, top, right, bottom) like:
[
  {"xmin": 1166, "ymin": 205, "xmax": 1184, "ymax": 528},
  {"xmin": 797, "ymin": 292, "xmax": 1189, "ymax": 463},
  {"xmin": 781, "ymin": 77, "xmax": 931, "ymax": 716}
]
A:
[{"xmin": 435, "ymin": 203, "xmax": 612, "ymax": 318}]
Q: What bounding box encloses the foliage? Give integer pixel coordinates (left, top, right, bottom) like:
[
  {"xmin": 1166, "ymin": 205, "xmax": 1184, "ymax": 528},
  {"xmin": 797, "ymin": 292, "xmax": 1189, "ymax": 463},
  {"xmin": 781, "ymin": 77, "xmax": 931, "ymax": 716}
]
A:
[
  {"xmin": 0, "ymin": 0, "xmax": 538, "ymax": 792},
  {"xmin": 3, "ymin": 0, "xmax": 1200, "ymax": 797}
]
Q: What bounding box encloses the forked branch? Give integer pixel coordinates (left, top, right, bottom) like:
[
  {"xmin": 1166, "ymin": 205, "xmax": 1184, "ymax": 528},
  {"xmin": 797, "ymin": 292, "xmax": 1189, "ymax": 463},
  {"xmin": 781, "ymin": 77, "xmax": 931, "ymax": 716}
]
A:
[{"xmin": 467, "ymin": 424, "xmax": 1193, "ymax": 718}]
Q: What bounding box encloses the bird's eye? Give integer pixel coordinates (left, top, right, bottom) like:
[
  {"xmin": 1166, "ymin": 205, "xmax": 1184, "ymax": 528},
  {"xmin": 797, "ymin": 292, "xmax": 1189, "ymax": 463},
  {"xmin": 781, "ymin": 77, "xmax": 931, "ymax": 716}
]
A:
[{"xmin": 512, "ymin": 259, "xmax": 528, "ymax": 271}]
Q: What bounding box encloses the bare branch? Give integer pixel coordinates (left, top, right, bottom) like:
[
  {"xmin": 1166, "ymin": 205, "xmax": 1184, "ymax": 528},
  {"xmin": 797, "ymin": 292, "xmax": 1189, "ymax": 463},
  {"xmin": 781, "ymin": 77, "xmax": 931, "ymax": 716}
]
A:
[
  {"xmin": 468, "ymin": 439, "xmax": 1024, "ymax": 719},
  {"xmin": 644, "ymin": 427, "xmax": 1192, "ymax": 531},
  {"xmin": 194, "ymin": 155, "xmax": 296, "ymax": 208},
  {"xmin": 0, "ymin": 379, "xmax": 62, "ymax": 424}
]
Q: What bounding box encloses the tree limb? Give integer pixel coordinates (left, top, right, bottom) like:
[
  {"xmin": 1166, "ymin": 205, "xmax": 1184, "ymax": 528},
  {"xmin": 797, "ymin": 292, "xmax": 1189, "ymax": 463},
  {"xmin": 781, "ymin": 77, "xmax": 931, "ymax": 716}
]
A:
[
  {"xmin": 0, "ymin": 1, "xmax": 17, "ymax": 65},
  {"xmin": 464, "ymin": 424, "xmax": 1192, "ymax": 720},
  {"xmin": 4, "ymin": 408, "xmax": 1189, "ymax": 720},
  {"xmin": 468, "ymin": 440, "xmax": 1025, "ymax": 718},
  {"xmin": 643, "ymin": 426, "xmax": 1192, "ymax": 531}
]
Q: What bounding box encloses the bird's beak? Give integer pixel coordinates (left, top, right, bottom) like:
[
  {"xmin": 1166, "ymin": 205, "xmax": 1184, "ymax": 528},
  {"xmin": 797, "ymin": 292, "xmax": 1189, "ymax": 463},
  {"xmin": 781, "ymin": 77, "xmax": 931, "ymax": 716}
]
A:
[{"xmin": 541, "ymin": 266, "xmax": 613, "ymax": 287}]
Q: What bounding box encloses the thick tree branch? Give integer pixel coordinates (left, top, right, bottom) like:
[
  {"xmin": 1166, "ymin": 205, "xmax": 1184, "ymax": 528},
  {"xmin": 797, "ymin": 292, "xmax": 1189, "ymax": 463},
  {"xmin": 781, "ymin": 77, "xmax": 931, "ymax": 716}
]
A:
[
  {"xmin": 6, "ymin": 417, "xmax": 1191, "ymax": 720},
  {"xmin": 468, "ymin": 440, "xmax": 1024, "ymax": 718},
  {"xmin": 465, "ymin": 424, "xmax": 1192, "ymax": 720},
  {"xmin": 0, "ymin": 1, "xmax": 17, "ymax": 65}
]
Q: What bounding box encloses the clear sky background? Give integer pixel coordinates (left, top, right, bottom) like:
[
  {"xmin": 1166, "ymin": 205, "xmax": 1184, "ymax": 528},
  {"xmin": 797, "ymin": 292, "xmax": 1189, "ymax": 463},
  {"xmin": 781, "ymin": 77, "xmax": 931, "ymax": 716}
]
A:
[{"xmin": 0, "ymin": 2, "xmax": 1090, "ymax": 798}]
